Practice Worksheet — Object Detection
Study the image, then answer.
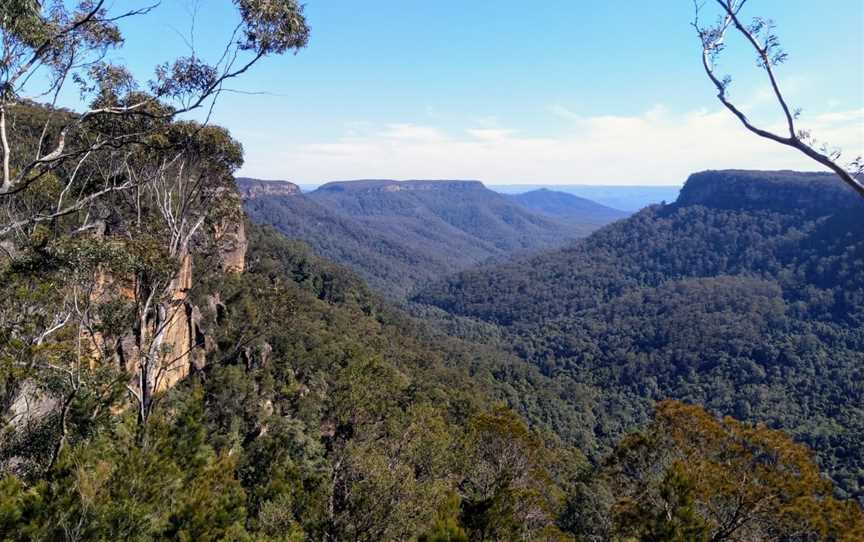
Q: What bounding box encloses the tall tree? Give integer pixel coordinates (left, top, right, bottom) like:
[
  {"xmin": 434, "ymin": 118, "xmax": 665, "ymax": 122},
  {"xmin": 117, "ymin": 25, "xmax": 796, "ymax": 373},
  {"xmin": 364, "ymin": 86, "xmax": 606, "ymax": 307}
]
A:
[
  {"xmin": 603, "ymin": 401, "xmax": 864, "ymax": 541},
  {"xmin": 0, "ymin": 0, "xmax": 309, "ymax": 458}
]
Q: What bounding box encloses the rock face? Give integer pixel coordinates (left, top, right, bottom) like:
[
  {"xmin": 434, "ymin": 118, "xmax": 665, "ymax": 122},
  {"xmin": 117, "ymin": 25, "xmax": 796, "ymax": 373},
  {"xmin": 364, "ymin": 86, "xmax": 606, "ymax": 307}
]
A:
[
  {"xmin": 217, "ymin": 219, "xmax": 247, "ymax": 273},
  {"xmin": 676, "ymin": 170, "xmax": 863, "ymax": 214},
  {"xmin": 214, "ymin": 212, "xmax": 248, "ymax": 274},
  {"xmin": 110, "ymin": 186, "xmax": 249, "ymax": 395},
  {"xmin": 157, "ymin": 252, "xmax": 197, "ymax": 391},
  {"xmin": 6, "ymin": 381, "xmax": 58, "ymax": 433},
  {"xmin": 317, "ymin": 179, "xmax": 485, "ymax": 193},
  {"xmin": 236, "ymin": 178, "xmax": 301, "ymax": 199},
  {"xmin": 153, "ymin": 183, "xmax": 249, "ymax": 389}
]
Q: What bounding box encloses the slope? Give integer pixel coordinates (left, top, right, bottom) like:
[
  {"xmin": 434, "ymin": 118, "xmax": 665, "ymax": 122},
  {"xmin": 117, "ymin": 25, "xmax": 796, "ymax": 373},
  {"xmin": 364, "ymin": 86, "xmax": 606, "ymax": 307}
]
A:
[
  {"xmin": 414, "ymin": 169, "xmax": 864, "ymax": 500},
  {"xmin": 239, "ymin": 178, "xmax": 619, "ymax": 297},
  {"xmin": 508, "ymin": 188, "xmax": 628, "ymax": 224}
]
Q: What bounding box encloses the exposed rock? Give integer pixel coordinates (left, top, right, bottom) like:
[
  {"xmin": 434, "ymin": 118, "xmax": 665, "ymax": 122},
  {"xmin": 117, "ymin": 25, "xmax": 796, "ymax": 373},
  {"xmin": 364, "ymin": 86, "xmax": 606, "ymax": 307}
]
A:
[
  {"xmin": 207, "ymin": 292, "xmax": 227, "ymax": 323},
  {"xmin": 214, "ymin": 217, "xmax": 247, "ymax": 273},
  {"xmin": 170, "ymin": 251, "xmax": 193, "ymax": 300},
  {"xmin": 317, "ymin": 179, "xmax": 485, "ymax": 193},
  {"xmin": 236, "ymin": 177, "xmax": 301, "ymax": 199},
  {"xmin": 190, "ymin": 305, "xmax": 210, "ymax": 372},
  {"xmin": 242, "ymin": 341, "xmax": 273, "ymax": 370},
  {"xmin": 119, "ymin": 334, "xmax": 140, "ymax": 374},
  {"xmin": 259, "ymin": 342, "xmax": 272, "ymax": 368},
  {"xmin": 157, "ymin": 252, "xmax": 198, "ymax": 391},
  {"xmin": 0, "ymin": 240, "xmax": 17, "ymax": 260},
  {"xmin": 6, "ymin": 381, "xmax": 57, "ymax": 433},
  {"xmin": 158, "ymin": 300, "xmax": 194, "ymax": 392}
]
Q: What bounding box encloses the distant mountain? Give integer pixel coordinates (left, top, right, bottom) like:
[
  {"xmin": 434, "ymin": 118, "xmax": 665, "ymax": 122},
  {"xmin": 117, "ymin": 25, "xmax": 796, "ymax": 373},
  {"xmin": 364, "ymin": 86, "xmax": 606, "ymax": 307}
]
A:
[
  {"xmin": 490, "ymin": 184, "xmax": 681, "ymax": 211},
  {"xmin": 235, "ymin": 177, "xmax": 301, "ymax": 198},
  {"xmin": 415, "ymin": 170, "xmax": 864, "ymax": 500},
  {"xmin": 508, "ymin": 188, "xmax": 628, "ymax": 224},
  {"xmin": 237, "ymin": 178, "xmax": 620, "ymax": 297}
]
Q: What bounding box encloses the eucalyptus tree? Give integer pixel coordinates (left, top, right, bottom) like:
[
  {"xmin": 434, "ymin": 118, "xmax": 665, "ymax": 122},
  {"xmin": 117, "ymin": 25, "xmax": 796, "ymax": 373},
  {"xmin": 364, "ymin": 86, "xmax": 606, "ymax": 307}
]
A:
[
  {"xmin": 0, "ymin": 0, "xmax": 309, "ymax": 460},
  {"xmin": 693, "ymin": 0, "xmax": 864, "ymax": 198}
]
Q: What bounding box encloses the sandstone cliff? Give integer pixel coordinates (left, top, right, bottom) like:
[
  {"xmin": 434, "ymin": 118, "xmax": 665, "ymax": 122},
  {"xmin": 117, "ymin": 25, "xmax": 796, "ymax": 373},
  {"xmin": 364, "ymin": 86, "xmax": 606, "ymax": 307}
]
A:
[
  {"xmin": 676, "ymin": 170, "xmax": 863, "ymax": 214},
  {"xmin": 236, "ymin": 177, "xmax": 301, "ymax": 199}
]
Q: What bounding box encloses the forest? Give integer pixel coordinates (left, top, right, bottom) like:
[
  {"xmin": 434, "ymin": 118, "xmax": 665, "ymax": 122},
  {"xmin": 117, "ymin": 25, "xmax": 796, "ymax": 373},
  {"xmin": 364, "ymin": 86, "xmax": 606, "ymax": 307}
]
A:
[
  {"xmin": 415, "ymin": 170, "xmax": 864, "ymax": 501},
  {"xmin": 1, "ymin": 2, "xmax": 863, "ymax": 541},
  {"xmin": 240, "ymin": 178, "xmax": 620, "ymax": 298}
]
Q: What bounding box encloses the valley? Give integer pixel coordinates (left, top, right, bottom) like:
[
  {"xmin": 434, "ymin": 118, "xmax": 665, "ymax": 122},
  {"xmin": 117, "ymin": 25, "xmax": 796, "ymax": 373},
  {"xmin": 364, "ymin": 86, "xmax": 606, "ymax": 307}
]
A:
[
  {"xmin": 239, "ymin": 177, "xmax": 626, "ymax": 297},
  {"xmin": 3, "ymin": 2, "xmax": 863, "ymax": 539},
  {"xmin": 241, "ymin": 169, "xmax": 864, "ymax": 501}
]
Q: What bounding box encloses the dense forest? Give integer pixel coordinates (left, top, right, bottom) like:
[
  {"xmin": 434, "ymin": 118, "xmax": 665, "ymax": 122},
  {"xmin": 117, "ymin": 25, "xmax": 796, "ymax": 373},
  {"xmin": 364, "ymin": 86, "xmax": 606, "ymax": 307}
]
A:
[
  {"xmin": 415, "ymin": 170, "xmax": 864, "ymax": 501},
  {"xmin": 240, "ymin": 178, "xmax": 620, "ymax": 297},
  {"xmin": 1, "ymin": 2, "xmax": 862, "ymax": 540},
  {"xmin": 5, "ymin": 222, "xmax": 862, "ymax": 540}
]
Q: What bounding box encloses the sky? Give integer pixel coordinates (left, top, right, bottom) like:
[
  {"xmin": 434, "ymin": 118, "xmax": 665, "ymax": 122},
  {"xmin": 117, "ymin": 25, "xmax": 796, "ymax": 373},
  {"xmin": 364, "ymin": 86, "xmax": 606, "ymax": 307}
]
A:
[{"xmin": 73, "ymin": 1, "xmax": 864, "ymax": 185}]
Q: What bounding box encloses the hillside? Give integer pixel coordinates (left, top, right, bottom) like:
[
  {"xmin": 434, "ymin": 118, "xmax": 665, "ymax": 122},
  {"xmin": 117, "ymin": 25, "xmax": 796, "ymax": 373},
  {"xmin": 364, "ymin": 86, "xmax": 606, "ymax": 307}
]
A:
[
  {"xmin": 508, "ymin": 188, "xmax": 628, "ymax": 224},
  {"xmin": 5, "ymin": 3, "xmax": 864, "ymax": 538},
  {"xmin": 414, "ymin": 169, "xmax": 864, "ymax": 500},
  {"xmin": 239, "ymin": 178, "xmax": 619, "ymax": 297},
  {"xmin": 491, "ymin": 184, "xmax": 682, "ymax": 211}
]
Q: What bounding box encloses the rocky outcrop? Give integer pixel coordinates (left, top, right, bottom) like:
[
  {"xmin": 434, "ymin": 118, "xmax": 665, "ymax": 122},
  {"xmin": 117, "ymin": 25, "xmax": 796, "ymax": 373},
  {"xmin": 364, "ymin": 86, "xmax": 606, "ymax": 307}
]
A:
[
  {"xmin": 316, "ymin": 179, "xmax": 486, "ymax": 193},
  {"xmin": 214, "ymin": 215, "xmax": 248, "ymax": 274},
  {"xmin": 236, "ymin": 177, "xmax": 301, "ymax": 199},
  {"xmin": 102, "ymin": 188, "xmax": 247, "ymax": 395},
  {"xmin": 152, "ymin": 183, "xmax": 248, "ymax": 388},
  {"xmin": 156, "ymin": 252, "xmax": 196, "ymax": 391},
  {"xmin": 6, "ymin": 381, "xmax": 58, "ymax": 434}
]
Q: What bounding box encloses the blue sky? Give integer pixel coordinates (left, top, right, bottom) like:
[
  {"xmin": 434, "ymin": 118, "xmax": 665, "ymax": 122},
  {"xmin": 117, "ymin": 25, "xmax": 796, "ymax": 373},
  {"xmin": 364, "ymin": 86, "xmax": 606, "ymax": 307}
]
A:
[{"xmin": 91, "ymin": 1, "xmax": 864, "ymax": 185}]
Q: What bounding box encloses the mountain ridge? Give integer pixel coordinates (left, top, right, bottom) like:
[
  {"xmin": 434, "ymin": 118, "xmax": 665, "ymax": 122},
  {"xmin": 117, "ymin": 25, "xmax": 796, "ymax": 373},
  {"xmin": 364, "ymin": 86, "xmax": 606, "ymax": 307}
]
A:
[
  {"xmin": 508, "ymin": 188, "xmax": 628, "ymax": 223},
  {"xmin": 240, "ymin": 177, "xmax": 622, "ymax": 297},
  {"xmin": 675, "ymin": 169, "xmax": 861, "ymax": 212},
  {"xmin": 317, "ymin": 179, "xmax": 486, "ymax": 193},
  {"xmin": 413, "ymin": 169, "xmax": 864, "ymax": 500},
  {"xmin": 236, "ymin": 177, "xmax": 301, "ymax": 198}
]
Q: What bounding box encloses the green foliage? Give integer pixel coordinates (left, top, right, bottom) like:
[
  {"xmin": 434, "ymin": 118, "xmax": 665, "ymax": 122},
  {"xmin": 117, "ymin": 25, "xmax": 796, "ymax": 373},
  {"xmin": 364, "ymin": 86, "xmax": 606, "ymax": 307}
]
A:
[
  {"xmin": 4, "ymin": 87, "xmax": 863, "ymax": 542},
  {"xmin": 566, "ymin": 401, "xmax": 864, "ymax": 541},
  {"xmin": 416, "ymin": 171, "xmax": 864, "ymax": 500},
  {"xmin": 460, "ymin": 407, "xmax": 570, "ymax": 541},
  {"xmin": 0, "ymin": 392, "xmax": 249, "ymax": 541},
  {"xmin": 183, "ymin": 226, "xmax": 571, "ymax": 540},
  {"xmin": 2, "ymin": 216, "xmax": 861, "ymax": 540}
]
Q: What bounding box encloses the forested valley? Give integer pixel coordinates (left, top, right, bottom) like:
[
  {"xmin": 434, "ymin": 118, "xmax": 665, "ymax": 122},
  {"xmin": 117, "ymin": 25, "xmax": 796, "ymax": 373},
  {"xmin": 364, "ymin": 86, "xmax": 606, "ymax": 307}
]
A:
[
  {"xmin": 415, "ymin": 170, "xmax": 864, "ymax": 501},
  {"xmin": 239, "ymin": 178, "xmax": 624, "ymax": 298},
  {"xmin": 1, "ymin": 2, "xmax": 863, "ymax": 541}
]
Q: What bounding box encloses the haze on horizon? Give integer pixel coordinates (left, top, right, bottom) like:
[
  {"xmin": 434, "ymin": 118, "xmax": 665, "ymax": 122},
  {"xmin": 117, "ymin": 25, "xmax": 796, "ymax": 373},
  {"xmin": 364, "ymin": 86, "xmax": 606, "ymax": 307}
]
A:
[{"xmin": 85, "ymin": 1, "xmax": 864, "ymax": 186}]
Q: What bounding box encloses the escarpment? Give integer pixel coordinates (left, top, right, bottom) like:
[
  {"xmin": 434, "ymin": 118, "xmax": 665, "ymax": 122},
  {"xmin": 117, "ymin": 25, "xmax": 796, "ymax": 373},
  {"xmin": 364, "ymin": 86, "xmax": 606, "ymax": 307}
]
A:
[
  {"xmin": 675, "ymin": 169, "xmax": 863, "ymax": 213},
  {"xmin": 2, "ymin": 180, "xmax": 250, "ymax": 446},
  {"xmin": 126, "ymin": 186, "xmax": 250, "ymax": 393}
]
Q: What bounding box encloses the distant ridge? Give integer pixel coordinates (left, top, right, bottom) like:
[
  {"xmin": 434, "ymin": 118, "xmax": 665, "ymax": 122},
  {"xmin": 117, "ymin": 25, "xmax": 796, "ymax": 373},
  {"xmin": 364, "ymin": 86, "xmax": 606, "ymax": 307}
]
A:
[
  {"xmin": 413, "ymin": 169, "xmax": 864, "ymax": 499},
  {"xmin": 509, "ymin": 188, "xmax": 628, "ymax": 223},
  {"xmin": 236, "ymin": 177, "xmax": 301, "ymax": 199},
  {"xmin": 317, "ymin": 179, "xmax": 485, "ymax": 193},
  {"xmin": 676, "ymin": 170, "xmax": 862, "ymax": 213},
  {"xmin": 240, "ymin": 178, "xmax": 621, "ymax": 297},
  {"xmin": 490, "ymin": 184, "xmax": 681, "ymax": 211}
]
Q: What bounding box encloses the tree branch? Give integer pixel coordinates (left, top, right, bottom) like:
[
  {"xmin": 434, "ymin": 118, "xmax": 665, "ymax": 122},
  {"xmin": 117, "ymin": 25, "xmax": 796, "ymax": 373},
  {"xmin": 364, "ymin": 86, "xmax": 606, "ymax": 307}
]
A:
[{"xmin": 694, "ymin": 0, "xmax": 864, "ymax": 199}]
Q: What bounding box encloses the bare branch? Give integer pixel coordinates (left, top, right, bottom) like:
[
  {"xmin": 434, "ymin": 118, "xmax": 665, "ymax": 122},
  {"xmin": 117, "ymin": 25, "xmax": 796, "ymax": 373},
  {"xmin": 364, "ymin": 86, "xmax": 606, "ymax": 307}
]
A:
[{"xmin": 693, "ymin": 0, "xmax": 864, "ymax": 198}]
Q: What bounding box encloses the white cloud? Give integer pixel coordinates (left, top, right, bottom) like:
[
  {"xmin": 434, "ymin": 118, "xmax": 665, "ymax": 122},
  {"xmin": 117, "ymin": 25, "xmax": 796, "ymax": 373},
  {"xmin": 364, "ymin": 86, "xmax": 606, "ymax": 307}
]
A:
[
  {"xmin": 465, "ymin": 128, "xmax": 516, "ymax": 141},
  {"xmin": 241, "ymin": 106, "xmax": 864, "ymax": 185},
  {"xmin": 380, "ymin": 124, "xmax": 447, "ymax": 142}
]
